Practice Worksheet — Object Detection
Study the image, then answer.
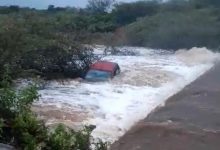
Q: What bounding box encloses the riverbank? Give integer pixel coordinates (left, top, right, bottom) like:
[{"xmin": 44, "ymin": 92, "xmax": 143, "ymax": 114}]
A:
[{"xmin": 111, "ymin": 63, "xmax": 220, "ymax": 150}]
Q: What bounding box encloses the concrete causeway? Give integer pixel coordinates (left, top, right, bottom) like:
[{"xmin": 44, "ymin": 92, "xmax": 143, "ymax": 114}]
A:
[{"xmin": 111, "ymin": 63, "xmax": 220, "ymax": 150}]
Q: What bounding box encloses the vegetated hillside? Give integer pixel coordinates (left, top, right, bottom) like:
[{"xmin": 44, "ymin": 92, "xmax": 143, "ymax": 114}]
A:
[
  {"xmin": 124, "ymin": 8, "xmax": 220, "ymax": 49},
  {"xmin": 120, "ymin": 0, "xmax": 220, "ymax": 50},
  {"xmin": 1, "ymin": 0, "xmax": 220, "ymax": 82}
]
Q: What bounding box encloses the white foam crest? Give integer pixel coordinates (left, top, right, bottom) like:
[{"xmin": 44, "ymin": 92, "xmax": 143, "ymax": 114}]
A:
[{"xmin": 175, "ymin": 47, "xmax": 220, "ymax": 66}]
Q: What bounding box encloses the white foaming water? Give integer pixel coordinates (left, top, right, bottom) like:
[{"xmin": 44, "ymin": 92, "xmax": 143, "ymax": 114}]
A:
[{"xmin": 35, "ymin": 47, "xmax": 219, "ymax": 142}]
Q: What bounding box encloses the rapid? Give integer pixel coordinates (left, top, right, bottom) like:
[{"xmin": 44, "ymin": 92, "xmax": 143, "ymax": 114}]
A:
[{"xmin": 32, "ymin": 46, "xmax": 220, "ymax": 143}]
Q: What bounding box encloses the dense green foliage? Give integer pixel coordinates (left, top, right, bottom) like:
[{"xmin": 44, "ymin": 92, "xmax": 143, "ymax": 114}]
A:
[
  {"xmin": 0, "ymin": 8, "xmax": 101, "ymax": 81},
  {"xmin": 121, "ymin": 0, "xmax": 220, "ymax": 49},
  {"xmin": 125, "ymin": 8, "xmax": 220, "ymax": 49},
  {"xmin": 113, "ymin": 1, "xmax": 159, "ymax": 25},
  {"xmin": 0, "ymin": 73, "xmax": 107, "ymax": 150},
  {"xmin": 1, "ymin": 0, "xmax": 220, "ymax": 81},
  {"xmin": 0, "ymin": 73, "xmax": 46, "ymax": 148}
]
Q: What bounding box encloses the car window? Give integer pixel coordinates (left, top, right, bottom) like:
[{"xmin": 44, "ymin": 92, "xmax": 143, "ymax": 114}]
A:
[{"xmin": 85, "ymin": 69, "xmax": 111, "ymax": 80}]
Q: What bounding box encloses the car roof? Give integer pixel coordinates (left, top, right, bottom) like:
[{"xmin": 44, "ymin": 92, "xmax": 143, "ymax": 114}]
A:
[{"xmin": 90, "ymin": 61, "xmax": 118, "ymax": 73}]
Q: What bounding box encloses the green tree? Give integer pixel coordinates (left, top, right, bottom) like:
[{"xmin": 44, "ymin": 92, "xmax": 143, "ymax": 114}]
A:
[
  {"xmin": 87, "ymin": 0, "xmax": 115, "ymax": 14},
  {"xmin": 113, "ymin": 1, "xmax": 159, "ymax": 25}
]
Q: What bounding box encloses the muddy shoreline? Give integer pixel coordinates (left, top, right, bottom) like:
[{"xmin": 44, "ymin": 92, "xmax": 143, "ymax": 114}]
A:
[{"xmin": 111, "ymin": 63, "xmax": 220, "ymax": 150}]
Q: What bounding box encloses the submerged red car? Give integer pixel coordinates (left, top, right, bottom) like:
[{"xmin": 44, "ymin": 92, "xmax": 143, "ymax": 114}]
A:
[{"xmin": 85, "ymin": 61, "xmax": 120, "ymax": 81}]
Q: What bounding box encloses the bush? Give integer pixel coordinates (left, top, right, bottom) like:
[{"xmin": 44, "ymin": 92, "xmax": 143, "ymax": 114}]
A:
[
  {"xmin": 12, "ymin": 112, "xmax": 47, "ymax": 150},
  {"xmin": 0, "ymin": 84, "xmax": 38, "ymax": 120},
  {"xmin": 47, "ymin": 125, "xmax": 94, "ymax": 150},
  {"xmin": 0, "ymin": 74, "xmax": 107, "ymax": 150},
  {"xmin": 47, "ymin": 124, "xmax": 76, "ymax": 150},
  {"xmin": 93, "ymin": 139, "xmax": 109, "ymax": 150}
]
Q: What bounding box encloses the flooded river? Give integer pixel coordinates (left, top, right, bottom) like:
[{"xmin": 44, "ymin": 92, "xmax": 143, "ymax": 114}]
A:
[{"xmin": 32, "ymin": 46, "xmax": 219, "ymax": 142}]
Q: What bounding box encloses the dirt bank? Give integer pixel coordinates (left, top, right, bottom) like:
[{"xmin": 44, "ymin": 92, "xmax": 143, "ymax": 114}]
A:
[{"xmin": 111, "ymin": 63, "xmax": 220, "ymax": 150}]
